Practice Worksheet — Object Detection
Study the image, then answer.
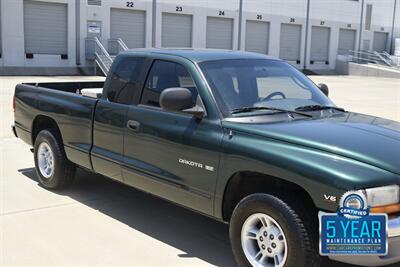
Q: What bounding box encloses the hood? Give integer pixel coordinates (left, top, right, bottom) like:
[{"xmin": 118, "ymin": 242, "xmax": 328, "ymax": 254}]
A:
[{"xmin": 223, "ymin": 112, "xmax": 400, "ymax": 175}]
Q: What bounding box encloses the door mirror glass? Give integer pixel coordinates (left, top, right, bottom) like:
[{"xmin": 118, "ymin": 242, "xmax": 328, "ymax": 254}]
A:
[
  {"xmin": 318, "ymin": 83, "xmax": 329, "ymax": 97},
  {"xmin": 160, "ymin": 87, "xmax": 205, "ymax": 118}
]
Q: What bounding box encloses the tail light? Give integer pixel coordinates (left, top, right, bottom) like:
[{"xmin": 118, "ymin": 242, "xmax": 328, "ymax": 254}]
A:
[{"xmin": 13, "ymin": 95, "xmax": 16, "ymax": 112}]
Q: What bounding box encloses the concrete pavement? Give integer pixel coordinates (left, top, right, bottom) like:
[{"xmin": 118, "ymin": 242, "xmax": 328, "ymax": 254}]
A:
[{"xmin": 1, "ymin": 76, "xmax": 399, "ymax": 267}]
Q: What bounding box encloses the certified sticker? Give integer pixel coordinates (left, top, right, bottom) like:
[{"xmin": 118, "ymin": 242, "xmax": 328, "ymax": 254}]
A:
[{"xmin": 319, "ymin": 191, "xmax": 388, "ymax": 255}]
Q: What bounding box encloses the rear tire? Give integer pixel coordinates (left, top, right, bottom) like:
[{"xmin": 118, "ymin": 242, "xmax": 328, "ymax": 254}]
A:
[
  {"xmin": 229, "ymin": 193, "xmax": 321, "ymax": 267},
  {"xmin": 34, "ymin": 129, "xmax": 76, "ymax": 189}
]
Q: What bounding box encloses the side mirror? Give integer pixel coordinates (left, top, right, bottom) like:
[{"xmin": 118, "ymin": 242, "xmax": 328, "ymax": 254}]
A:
[
  {"xmin": 318, "ymin": 83, "xmax": 329, "ymax": 97},
  {"xmin": 160, "ymin": 87, "xmax": 205, "ymax": 118}
]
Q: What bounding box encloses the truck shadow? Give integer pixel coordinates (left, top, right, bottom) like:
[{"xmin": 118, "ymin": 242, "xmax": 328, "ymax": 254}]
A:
[
  {"xmin": 18, "ymin": 167, "xmax": 392, "ymax": 267},
  {"xmin": 19, "ymin": 167, "xmax": 236, "ymax": 267}
]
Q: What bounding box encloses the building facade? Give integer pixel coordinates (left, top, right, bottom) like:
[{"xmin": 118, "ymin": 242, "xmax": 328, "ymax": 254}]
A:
[{"xmin": 0, "ymin": 0, "xmax": 398, "ymax": 74}]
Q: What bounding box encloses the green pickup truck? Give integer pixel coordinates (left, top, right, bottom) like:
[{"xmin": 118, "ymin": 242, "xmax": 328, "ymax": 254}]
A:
[{"xmin": 13, "ymin": 49, "xmax": 400, "ymax": 267}]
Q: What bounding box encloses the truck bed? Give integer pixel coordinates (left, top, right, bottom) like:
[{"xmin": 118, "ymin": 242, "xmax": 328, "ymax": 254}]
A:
[
  {"xmin": 14, "ymin": 81, "xmax": 104, "ymax": 170},
  {"xmin": 23, "ymin": 81, "xmax": 105, "ymax": 94}
]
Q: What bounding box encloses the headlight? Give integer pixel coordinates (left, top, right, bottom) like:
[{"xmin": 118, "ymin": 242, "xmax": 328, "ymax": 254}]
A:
[{"xmin": 365, "ymin": 185, "xmax": 399, "ymax": 207}]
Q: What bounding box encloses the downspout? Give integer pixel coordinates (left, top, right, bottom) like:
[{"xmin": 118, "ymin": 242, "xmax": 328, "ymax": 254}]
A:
[
  {"xmin": 390, "ymin": 0, "xmax": 397, "ymax": 53},
  {"xmin": 303, "ymin": 0, "xmax": 311, "ymax": 70},
  {"xmin": 237, "ymin": 0, "xmax": 243, "ymax": 50},
  {"xmin": 358, "ymin": 0, "xmax": 365, "ymax": 51},
  {"xmin": 152, "ymin": 0, "xmax": 157, "ymax": 47},
  {"xmin": 75, "ymin": 0, "xmax": 80, "ymax": 65}
]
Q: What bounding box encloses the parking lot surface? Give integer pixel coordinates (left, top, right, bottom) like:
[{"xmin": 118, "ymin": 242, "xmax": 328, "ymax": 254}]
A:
[{"xmin": 1, "ymin": 76, "xmax": 399, "ymax": 267}]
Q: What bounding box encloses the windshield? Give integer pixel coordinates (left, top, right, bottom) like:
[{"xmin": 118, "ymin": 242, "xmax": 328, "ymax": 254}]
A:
[{"xmin": 199, "ymin": 59, "xmax": 335, "ymax": 117}]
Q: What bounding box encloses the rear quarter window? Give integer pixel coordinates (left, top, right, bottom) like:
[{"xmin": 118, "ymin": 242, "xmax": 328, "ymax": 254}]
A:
[{"xmin": 105, "ymin": 57, "xmax": 145, "ymax": 105}]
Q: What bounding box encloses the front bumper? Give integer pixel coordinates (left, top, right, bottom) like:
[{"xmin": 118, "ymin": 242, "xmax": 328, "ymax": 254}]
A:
[{"xmin": 329, "ymin": 216, "xmax": 400, "ymax": 266}]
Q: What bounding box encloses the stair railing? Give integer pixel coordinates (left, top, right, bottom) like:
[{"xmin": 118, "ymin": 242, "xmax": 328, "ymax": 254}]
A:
[
  {"xmin": 85, "ymin": 37, "xmax": 114, "ymax": 75},
  {"xmin": 108, "ymin": 38, "xmax": 129, "ymax": 55}
]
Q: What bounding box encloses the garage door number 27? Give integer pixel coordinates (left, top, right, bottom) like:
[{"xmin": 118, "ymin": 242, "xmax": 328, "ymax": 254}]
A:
[{"xmin": 126, "ymin": 1, "xmax": 134, "ymax": 7}]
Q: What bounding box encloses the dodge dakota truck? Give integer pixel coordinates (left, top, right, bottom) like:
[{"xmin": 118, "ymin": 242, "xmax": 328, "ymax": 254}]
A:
[{"xmin": 13, "ymin": 49, "xmax": 400, "ymax": 267}]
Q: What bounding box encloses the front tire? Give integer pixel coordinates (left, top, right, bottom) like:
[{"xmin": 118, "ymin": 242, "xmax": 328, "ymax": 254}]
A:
[
  {"xmin": 229, "ymin": 193, "xmax": 320, "ymax": 267},
  {"xmin": 34, "ymin": 129, "xmax": 76, "ymax": 189}
]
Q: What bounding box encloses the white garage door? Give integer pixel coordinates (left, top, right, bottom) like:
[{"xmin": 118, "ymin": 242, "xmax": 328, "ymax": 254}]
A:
[
  {"xmin": 310, "ymin": 26, "xmax": 330, "ymax": 63},
  {"xmin": 206, "ymin": 17, "xmax": 233, "ymax": 49},
  {"xmin": 110, "ymin": 8, "xmax": 146, "ymax": 49},
  {"xmin": 23, "ymin": 0, "xmax": 68, "ymax": 55},
  {"xmin": 161, "ymin": 13, "xmax": 192, "ymax": 48},
  {"xmin": 373, "ymin": 32, "xmax": 388, "ymax": 52},
  {"xmin": 338, "ymin": 29, "xmax": 356, "ymax": 55},
  {"xmin": 279, "ymin": 24, "xmax": 302, "ymax": 62},
  {"xmin": 245, "ymin": 20, "xmax": 270, "ymax": 54}
]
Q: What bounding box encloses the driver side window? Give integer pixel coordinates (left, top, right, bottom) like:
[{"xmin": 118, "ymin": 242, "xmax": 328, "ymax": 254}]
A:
[{"xmin": 140, "ymin": 60, "xmax": 198, "ymax": 107}]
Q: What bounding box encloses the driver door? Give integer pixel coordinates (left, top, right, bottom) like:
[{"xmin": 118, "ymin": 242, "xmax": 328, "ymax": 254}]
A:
[{"xmin": 122, "ymin": 59, "xmax": 223, "ymax": 215}]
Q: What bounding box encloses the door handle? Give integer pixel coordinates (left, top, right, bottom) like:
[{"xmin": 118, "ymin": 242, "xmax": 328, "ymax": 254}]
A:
[{"xmin": 127, "ymin": 120, "xmax": 140, "ymax": 132}]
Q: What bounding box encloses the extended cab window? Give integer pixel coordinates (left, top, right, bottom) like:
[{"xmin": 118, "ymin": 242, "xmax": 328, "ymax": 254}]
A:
[
  {"xmin": 141, "ymin": 60, "xmax": 198, "ymax": 107},
  {"xmin": 106, "ymin": 57, "xmax": 144, "ymax": 105}
]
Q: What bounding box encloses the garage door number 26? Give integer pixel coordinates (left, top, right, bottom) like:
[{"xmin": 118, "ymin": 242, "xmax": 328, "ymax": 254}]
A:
[{"xmin": 126, "ymin": 1, "xmax": 134, "ymax": 7}]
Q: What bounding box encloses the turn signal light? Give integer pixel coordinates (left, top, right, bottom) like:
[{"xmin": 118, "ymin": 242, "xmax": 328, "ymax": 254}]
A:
[{"xmin": 370, "ymin": 203, "xmax": 400, "ymax": 214}]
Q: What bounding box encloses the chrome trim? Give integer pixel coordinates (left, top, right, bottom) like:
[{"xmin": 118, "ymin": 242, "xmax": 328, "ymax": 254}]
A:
[{"xmin": 388, "ymin": 216, "xmax": 400, "ymax": 237}]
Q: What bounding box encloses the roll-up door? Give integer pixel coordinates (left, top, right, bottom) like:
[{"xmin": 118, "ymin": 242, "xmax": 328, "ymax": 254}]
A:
[
  {"xmin": 279, "ymin": 24, "xmax": 302, "ymax": 62},
  {"xmin": 373, "ymin": 32, "xmax": 388, "ymax": 52},
  {"xmin": 245, "ymin": 20, "xmax": 269, "ymax": 54},
  {"xmin": 23, "ymin": 0, "xmax": 68, "ymax": 55},
  {"xmin": 161, "ymin": 13, "xmax": 192, "ymax": 47},
  {"xmin": 111, "ymin": 8, "xmax": 146, "ymax": 49},
  {"xmin": 310, "ymin": 26, "xmax": 330, "ymax": 63},
  {"xmin": 338, "ymin": 29, "xmax": 356, "ymax": 55},
  {"xmin": 206, "ymin": 17, "xmax": 233, "ymax": 49}
]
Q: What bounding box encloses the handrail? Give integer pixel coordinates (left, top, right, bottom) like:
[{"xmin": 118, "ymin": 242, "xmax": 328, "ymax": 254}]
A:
[
  {"xmin": 108, "ymin": 38, "xmax": 129, "ymax": 55},
  {"xmin": 85, "ymin": 37, "xmax": 114, "ymax": 75},
  {"xmin": 338, "ymin": 49, "xmax": 400, "ymax": 70},
  {"xmin": 93, "ymin": 37, "xmax": 113, "ymax": 62},
  {"xmin": 373, "ymin": 51, "xmax": 393, "ymax": 67}
]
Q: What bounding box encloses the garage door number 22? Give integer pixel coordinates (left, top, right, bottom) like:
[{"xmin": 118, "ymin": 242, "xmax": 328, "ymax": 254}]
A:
[{"xmin": 126, "ymin": 1, "xmax": 134, "ymax": 8}]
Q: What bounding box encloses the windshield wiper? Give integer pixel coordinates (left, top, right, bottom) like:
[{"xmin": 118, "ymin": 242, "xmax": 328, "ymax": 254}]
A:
[
  {"xmin": 295, "ymin": 105, "xmax": 345, "ymax": 112},
  {"xmin": 231, "ymin": 106, "xmax": 312, "ymax": 118}
]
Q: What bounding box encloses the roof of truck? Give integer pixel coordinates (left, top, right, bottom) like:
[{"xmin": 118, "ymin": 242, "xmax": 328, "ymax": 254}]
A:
[{"xmin": 121, "ymin": 48, "xmax": 281, "ymax": 63}]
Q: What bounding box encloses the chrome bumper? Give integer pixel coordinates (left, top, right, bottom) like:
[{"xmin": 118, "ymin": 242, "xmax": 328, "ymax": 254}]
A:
[{"xmin": 329, "ymin": 216, "xmax": 400, "ymax": 266}]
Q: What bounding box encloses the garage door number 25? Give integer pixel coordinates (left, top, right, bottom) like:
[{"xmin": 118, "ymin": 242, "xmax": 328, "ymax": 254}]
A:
[{"xmin": 126, "ymin": 1, "xmax": 134, "ymax": 8}]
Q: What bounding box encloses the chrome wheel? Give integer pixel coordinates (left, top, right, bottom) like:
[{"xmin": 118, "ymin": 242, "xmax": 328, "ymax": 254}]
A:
[
  {"xmin": 241, "ymin": 213, "xmax": 288, "ymax": 267},
  {"xmin": 37, "ymin": 142, "xmax": 54, "ymax": 179}
]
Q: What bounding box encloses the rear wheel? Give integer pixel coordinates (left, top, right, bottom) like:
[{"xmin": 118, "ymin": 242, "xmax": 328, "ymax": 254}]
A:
[
  {"xmin": 229, "ymin": 193, "xmax": 321, "ymax": 267},
  {"xmin": 34, "ymin": 129, "xmax": 76, "ymax": 189}
]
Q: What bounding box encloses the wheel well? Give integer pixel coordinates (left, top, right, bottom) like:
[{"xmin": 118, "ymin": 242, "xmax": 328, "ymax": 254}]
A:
[
  {"xmin": 31, "ymin": 115, "xmax": 62, "ymax": 145},
  {"xmin": 222, "ymin": 171, "xmax": 317, "ymax": 222}
]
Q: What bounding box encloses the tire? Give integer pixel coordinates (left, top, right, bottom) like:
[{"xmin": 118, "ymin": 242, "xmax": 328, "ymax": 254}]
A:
[
  {"xmin": 33, "ymin": 129, "xmax": 76, "ymax": 189},
  {"xmin": 229, "ymin": 193, "xmax": 321, "ymax": 267}
]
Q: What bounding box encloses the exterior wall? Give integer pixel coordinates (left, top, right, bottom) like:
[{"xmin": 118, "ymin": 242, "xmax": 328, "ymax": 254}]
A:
[
  {"xmin": 81, "ymin": 0, "xmax": 153, "ymax": 65},
  {"xmin": 0, "ymin": 0, "xmax": 398, "ymax": 72},
  {"xmin": 362, "ymin": 0, "xmax": 395, "ymax": 52},
  {"xmin": 242, "ymin": 0, "xmax": 308, "ymax": 69},
  {"xmin": 2, "ymin": 0, "xmax": 76, "ymax": 67},
  {"xmin": 307, "ymin": 0, "xmax": 362, "ymax": 70},
  {"xmin": 156, "ymin": 0, "xmax": 239, "ymax": 49}
]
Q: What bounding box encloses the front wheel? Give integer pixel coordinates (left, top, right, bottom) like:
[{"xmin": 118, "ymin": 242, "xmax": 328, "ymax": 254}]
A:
[
  {"xmin": 229, "ymin": 193, "xmax": 321, "ymax": 267},
  {"xmin": 34, "ymin": 129, "xmax": 76, "ymax": 189}
]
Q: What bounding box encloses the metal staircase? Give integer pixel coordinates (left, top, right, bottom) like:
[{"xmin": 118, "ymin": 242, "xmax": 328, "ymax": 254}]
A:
[
  {"xmin": 85, "ymin": 37, "xmax": 129, "ymax": 75},
  {"xmin": 343, "ymin": 50, "xmax": 400, "ymax": 70}
]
